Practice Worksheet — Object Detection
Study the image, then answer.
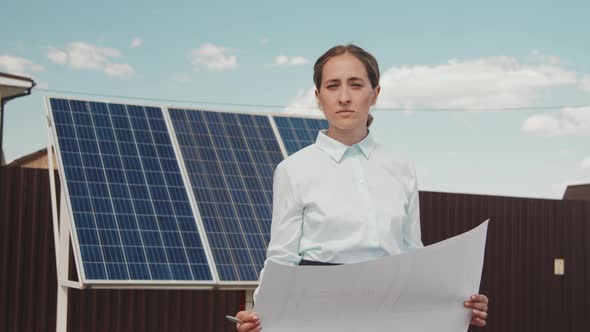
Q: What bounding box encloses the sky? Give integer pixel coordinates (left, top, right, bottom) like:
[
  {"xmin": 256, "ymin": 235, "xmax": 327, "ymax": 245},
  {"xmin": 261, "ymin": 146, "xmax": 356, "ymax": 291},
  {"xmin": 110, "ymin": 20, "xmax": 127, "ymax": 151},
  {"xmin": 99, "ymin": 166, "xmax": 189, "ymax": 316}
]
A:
[{"xmin": 1, "ymin": 0, "xmax": 589, "ymax": 199}]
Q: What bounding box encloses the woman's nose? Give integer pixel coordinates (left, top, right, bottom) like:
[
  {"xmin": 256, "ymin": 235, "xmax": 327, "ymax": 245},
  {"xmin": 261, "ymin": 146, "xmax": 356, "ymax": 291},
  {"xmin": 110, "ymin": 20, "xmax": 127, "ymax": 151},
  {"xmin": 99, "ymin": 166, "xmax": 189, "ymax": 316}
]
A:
[{"xmin": 338, "ymin": 88, "xmax": 351, "ymax": 104}]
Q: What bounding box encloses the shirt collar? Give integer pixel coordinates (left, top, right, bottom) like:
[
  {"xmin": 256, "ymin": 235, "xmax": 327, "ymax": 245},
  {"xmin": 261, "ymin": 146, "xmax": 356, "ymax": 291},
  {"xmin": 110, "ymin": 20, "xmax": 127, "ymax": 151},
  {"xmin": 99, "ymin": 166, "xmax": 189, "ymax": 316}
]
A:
[{"xmin": 315, "ymin": 130, "xmax": 377, "ymax": 163}]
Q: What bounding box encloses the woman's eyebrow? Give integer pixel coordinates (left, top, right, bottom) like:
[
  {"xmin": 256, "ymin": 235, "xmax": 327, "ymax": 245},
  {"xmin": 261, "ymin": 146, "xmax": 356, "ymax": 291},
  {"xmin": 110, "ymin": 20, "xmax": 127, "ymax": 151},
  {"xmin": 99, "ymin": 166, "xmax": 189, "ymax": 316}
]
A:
[
  {"xmin": 324, "ymin": 78, "xmax": 341, "ymax": 84},
  {"xmin": 324, "ymin": 77, "xmax": 365, "ymax": 84},
  {"xmin": 347, "ymin": 77, "xmax": 365, "ymax": 82}
]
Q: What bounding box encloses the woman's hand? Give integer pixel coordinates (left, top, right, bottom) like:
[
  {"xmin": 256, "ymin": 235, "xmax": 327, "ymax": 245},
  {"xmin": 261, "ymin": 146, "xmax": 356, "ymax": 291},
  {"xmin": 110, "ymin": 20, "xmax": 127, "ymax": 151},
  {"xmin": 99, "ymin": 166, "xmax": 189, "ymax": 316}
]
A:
[
  {"xmin": 464, "ymin": 294, "xmax": 489, "ymax": 327},
  {"xmin": 235, "ymin": 311, "xmax": 261, "ymax": 332}
]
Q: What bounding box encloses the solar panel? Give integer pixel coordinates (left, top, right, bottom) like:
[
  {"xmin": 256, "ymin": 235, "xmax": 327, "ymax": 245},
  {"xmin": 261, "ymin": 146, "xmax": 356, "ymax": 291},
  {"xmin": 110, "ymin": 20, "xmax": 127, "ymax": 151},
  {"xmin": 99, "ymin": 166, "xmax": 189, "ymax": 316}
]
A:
[
  {"xmin": 168, "ymin": 108, "xmax": 284, "ymax": 282},
  {"xmin": 272, "ymin": 115, "xmax": 327, "ymax": 155},
  {"xmin": 47, "ymin": 95, "xmax": 332, "ymax": 286},
  {"xmin": 48, "ymin": 98, "xmax": 213, "ymax": 283}
]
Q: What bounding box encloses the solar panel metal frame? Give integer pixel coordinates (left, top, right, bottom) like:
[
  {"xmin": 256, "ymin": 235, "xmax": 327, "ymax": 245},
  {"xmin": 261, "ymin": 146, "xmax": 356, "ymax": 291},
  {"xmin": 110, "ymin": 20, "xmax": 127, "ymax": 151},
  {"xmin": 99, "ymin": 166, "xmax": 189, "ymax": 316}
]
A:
[{"xmin": 45, "ymin": 95, "xmax": 218, "ymax": 288}]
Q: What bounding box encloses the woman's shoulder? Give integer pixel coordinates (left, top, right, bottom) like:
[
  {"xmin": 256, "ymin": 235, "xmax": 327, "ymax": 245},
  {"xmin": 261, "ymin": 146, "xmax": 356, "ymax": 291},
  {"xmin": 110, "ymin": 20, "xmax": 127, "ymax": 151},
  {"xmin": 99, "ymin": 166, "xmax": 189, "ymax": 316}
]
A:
[
  {"xmin": 279, "ymin": 144, "xmax": 321, "ymax": 166},
  {"xmin": 373, "ymin": 143, "xmax": 417, "ymax": 177},
  {"xmin": 274, "ymin": 144, "xmax": 323, "ymax": 178}
]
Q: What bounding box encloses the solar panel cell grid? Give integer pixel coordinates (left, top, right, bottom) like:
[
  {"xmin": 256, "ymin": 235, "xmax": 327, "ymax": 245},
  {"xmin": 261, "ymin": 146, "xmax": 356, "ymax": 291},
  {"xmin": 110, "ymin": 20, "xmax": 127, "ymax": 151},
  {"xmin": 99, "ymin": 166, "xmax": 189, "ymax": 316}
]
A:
[
  {"xmin": 49, "ymin": 98, "xmax": 213, "ymax": 282},
  {"xmin": 272, "ymin": 115, "xmax": 327, "ymax": 155},
  {"xmin": 169, "ymin": 108, "xmax": 284, "ymax": 281}
]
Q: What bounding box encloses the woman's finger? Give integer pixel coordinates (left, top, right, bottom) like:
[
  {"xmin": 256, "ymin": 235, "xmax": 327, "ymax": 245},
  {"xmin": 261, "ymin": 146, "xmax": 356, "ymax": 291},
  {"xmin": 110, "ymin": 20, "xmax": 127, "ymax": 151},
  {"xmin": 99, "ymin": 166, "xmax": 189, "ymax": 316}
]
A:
[
  {"xmin": 471, "ymin": 309, "xmax": 488, "ymax": 320},
  {"xmin": 470, "ymin": 317, "xmax": 487, "ymax": 327},
  {"xmin": 234, "ymin": 311, "xmax": 260, "ymax": 332},
  {"xmin": 465, "ymin": 301, "xmax": 488, "ymax": 312},
  {"xmin": 236, "ymin": 311, "xmax": 257, "ymax": 321},
  {"xmin": 237, "ymin": 321, "xmax": 260, "ymax": 332},
  {"xmin": 470, "ymin": 294, "xmax": 488, "ymax": 304}
]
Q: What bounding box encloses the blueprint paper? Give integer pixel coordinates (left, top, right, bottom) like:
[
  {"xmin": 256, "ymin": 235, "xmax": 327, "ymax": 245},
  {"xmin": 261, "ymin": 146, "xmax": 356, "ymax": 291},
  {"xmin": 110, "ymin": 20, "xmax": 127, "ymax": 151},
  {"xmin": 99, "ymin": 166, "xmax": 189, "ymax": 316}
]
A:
[{"xmin": 254, "ymin": 220, "xmax": 489, "ymax": 332}]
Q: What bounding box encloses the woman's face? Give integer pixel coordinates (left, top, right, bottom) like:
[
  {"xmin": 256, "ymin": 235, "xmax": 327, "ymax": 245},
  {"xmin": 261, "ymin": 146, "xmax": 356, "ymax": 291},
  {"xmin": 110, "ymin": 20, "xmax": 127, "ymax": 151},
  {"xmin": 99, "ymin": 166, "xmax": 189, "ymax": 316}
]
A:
[{"xmin": 315, "ymin": 53, "xmax": 380, "ymax": 133}]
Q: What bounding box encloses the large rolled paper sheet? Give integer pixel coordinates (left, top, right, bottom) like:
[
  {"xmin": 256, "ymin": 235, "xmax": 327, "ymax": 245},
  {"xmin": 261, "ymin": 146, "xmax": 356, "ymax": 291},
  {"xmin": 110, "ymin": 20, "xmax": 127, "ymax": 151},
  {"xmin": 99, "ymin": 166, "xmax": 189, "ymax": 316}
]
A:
[{"xmin": 254, "ymin": 220, "xmax": 489, "ymax": 332}]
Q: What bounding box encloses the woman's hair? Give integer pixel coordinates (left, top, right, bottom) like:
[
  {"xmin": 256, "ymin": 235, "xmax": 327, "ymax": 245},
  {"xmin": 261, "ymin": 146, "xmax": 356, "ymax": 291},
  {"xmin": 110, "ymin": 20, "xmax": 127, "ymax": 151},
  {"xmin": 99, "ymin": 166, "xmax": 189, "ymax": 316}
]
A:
[{"xmin": 313, "ymin": 44, "xmax": 380, "ymax": 127}]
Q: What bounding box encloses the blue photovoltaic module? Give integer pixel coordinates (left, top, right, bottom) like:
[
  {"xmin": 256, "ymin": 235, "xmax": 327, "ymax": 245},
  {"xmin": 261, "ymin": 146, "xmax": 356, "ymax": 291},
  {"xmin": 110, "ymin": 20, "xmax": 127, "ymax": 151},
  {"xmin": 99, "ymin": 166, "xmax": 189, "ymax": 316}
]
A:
[
  {"xmin": 272, "ymin": 115, "xmax": 327, "ymax": 155},
  {"xmin": 168, "ymin": 109, "xmax": 284, "ymax": 281},
  {"xmin": 49, "ymin": 98, "xmax": 213, "ymax": 282}
]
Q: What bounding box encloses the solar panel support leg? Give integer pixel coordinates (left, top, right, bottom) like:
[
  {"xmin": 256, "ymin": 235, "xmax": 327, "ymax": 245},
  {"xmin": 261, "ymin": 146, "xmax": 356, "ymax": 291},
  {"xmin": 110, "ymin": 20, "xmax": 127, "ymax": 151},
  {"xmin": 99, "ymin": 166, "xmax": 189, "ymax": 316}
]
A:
[
  {"xmin": 46, "ymin": 116, "xmax": 70, "ymax": 332},
  {"xmin": 55, "ymin": 283, "xmax": 68, "ymax": 332},
  {"xmin": 56, "ymin": 192, "xmax": 71, "ymax": 332},
  {"xmin": 46, "ymin": 103, "xmax": 61, "ymax": 274},
  {"xmin": 245, "ymin": 290, "xmax": 254, "ymax": 311}
]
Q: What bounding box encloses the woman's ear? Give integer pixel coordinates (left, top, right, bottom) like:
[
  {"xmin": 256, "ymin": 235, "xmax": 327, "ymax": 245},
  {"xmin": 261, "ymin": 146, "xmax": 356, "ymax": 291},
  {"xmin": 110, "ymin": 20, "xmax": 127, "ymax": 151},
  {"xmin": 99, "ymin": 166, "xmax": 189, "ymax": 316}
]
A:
[
  {"xmin": 315, "ymin": 88, "xmax": 323, "ymax": 111},
  {"xmin": 370, "ymin": 85, "xmax": 381, "ymax": 106}
]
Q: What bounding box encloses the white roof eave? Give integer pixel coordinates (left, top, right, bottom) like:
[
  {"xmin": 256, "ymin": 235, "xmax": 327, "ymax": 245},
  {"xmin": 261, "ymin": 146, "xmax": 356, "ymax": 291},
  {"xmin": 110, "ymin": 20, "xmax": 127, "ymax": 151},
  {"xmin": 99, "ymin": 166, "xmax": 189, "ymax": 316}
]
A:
[{"xmin": 0, "ymin": 74, "xmax": 35, "ymax": 100}]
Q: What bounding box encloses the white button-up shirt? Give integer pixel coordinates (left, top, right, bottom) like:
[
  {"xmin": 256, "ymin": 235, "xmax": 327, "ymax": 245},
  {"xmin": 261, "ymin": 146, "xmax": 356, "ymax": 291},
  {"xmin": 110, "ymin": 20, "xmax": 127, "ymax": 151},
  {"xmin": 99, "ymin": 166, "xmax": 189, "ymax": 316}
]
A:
[{"xmin": 255, "ymin": 130, "xmax": 422, "ymax": 300}]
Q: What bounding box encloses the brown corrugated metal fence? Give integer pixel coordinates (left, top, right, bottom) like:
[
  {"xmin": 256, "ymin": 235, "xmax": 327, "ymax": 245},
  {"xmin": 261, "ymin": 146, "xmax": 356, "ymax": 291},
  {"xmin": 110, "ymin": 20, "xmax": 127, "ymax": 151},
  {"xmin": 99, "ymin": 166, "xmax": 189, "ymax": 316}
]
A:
[
  {"xmin": 1, "ymin": 166, "xmax": 58, "ymax": 332},
  {"xmin": 1, "ymin": 167, "xmax": 244, "ymax": 332},
  {"xmin": 66, "ymin": 288, "xmax": 244, "ymax": 332},
  {"xmin": 2, "ymin": 167, "xmax": 589, "ymax": 332},
  {"xmin": 420, "ymin": 191, "xmax": 590, "ymax": 332}
]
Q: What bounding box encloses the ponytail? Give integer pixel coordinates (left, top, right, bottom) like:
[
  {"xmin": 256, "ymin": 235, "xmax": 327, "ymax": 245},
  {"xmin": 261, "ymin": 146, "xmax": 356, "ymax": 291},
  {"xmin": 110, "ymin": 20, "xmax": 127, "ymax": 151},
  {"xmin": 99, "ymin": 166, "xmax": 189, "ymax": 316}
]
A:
[{"xmin": 367, "ymin": 113, "xmax": 374, "ymax": 128}]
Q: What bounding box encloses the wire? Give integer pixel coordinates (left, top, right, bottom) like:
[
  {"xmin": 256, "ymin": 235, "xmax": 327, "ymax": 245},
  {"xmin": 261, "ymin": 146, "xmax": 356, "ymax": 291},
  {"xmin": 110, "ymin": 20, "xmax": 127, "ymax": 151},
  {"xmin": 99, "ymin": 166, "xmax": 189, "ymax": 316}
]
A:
[
  {"xmin": 34, "ymin": 88, "xmax": 285, "ymax": 109},
  {"xmin": 33, "ymin": 88, "xmax": 589, "ymax": 112}
]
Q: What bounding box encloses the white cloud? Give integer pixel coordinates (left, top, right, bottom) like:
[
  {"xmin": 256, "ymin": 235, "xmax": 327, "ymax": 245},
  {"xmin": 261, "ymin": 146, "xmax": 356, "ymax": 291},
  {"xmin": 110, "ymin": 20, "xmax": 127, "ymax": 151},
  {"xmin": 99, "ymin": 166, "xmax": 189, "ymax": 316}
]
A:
[
  {"xmin": 578, "ymin": 157, "xmax": 590, "ymax": 170},
  {"xmin": 67, "ymin": 42, "xmax": 120, "ymax": 69},
  {"xmin": 273, "ymin": 55, "xmax": 309, "ymax": 66},
  {"xmin": 260, "ymin": 38, "xmax": 271, "ymax": 45},
  {"xmin": 283, "ymin": 87, "xmax": 323, "ymax": 116},
  {"xmin": 579, "ymin": 76, "xmax": 590, "ymax": 92},
  {"xmin": 274, "ymin": 55, "xmax": 288, "ymax": 66},
  {"xmin": 521, "ymin": 114, "xmax": 562, "ymax": 136},
  {"xmin": 0, "ymin": 54, "xmax": 44, "ymax": 76},
  {"xmin": 290, "ymin": 56, "xmax": 308, "ymax": 65},
  {"xmin": 528, "ymin": 50, "xmax": 563, "ymax": 66},
  {"xmin": 521, "ymin": 106, "xmax": 590, "ymax": 136},
  {"xmin": 47, "ymin": 47, "xmax": 67, "ymax": 64},
  {"xmin": 104, "ymin": 63, "xmax": 134, "ymax": 77},
  {"xmin": 284, "ymin": 53, "xmax": 589, "ymax": 128},
  {"xmin": 47, "ymin": 42, "xmax": 134, "ymax": 77},
  {"xmin": 130, "ymin": 37, "xmax": 142, "ymax": 48},
  {"xmin": 188, "ymin": 43, "xmax": 237, "ymax": 71},
  {"xmin": 378, "ymin": 55, "xmax": 577, "ymax": 110}
]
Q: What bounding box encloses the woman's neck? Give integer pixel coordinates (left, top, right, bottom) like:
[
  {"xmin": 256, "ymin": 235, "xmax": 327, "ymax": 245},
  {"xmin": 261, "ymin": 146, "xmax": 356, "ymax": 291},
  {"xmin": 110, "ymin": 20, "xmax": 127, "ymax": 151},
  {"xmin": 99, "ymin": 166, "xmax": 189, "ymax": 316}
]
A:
[{"xmin": 325, "ymin": 126, "xmax": 368, "ymax": 146}]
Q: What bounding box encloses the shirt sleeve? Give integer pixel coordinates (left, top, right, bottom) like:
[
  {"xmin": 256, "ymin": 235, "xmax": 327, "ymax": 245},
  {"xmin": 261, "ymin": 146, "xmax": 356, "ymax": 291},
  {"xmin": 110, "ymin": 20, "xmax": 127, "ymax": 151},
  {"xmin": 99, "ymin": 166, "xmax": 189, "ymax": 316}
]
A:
[
  {"xmin": 404, "ymin": 164, "xmax": 424, "ymax": 250},
  {"xmin": 254, "ymin": 161, "xmax": 304, "ymax": 303}
]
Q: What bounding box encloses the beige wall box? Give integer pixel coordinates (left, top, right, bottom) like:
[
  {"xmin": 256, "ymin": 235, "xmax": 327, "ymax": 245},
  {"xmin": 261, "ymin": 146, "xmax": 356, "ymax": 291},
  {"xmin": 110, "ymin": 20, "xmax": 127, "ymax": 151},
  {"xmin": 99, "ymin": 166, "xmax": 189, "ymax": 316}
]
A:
[{"xmin": 554, "ymin": 258, "xmax": 565, "ymax": 276}]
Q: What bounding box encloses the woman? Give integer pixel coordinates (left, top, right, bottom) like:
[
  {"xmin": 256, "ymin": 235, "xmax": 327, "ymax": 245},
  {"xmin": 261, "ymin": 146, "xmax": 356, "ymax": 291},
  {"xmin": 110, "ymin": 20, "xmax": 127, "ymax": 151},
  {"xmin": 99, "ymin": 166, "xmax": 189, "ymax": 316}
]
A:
[{"xmin": 235, "ymin": 45, "xmax": 489, "ymax": 332}]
